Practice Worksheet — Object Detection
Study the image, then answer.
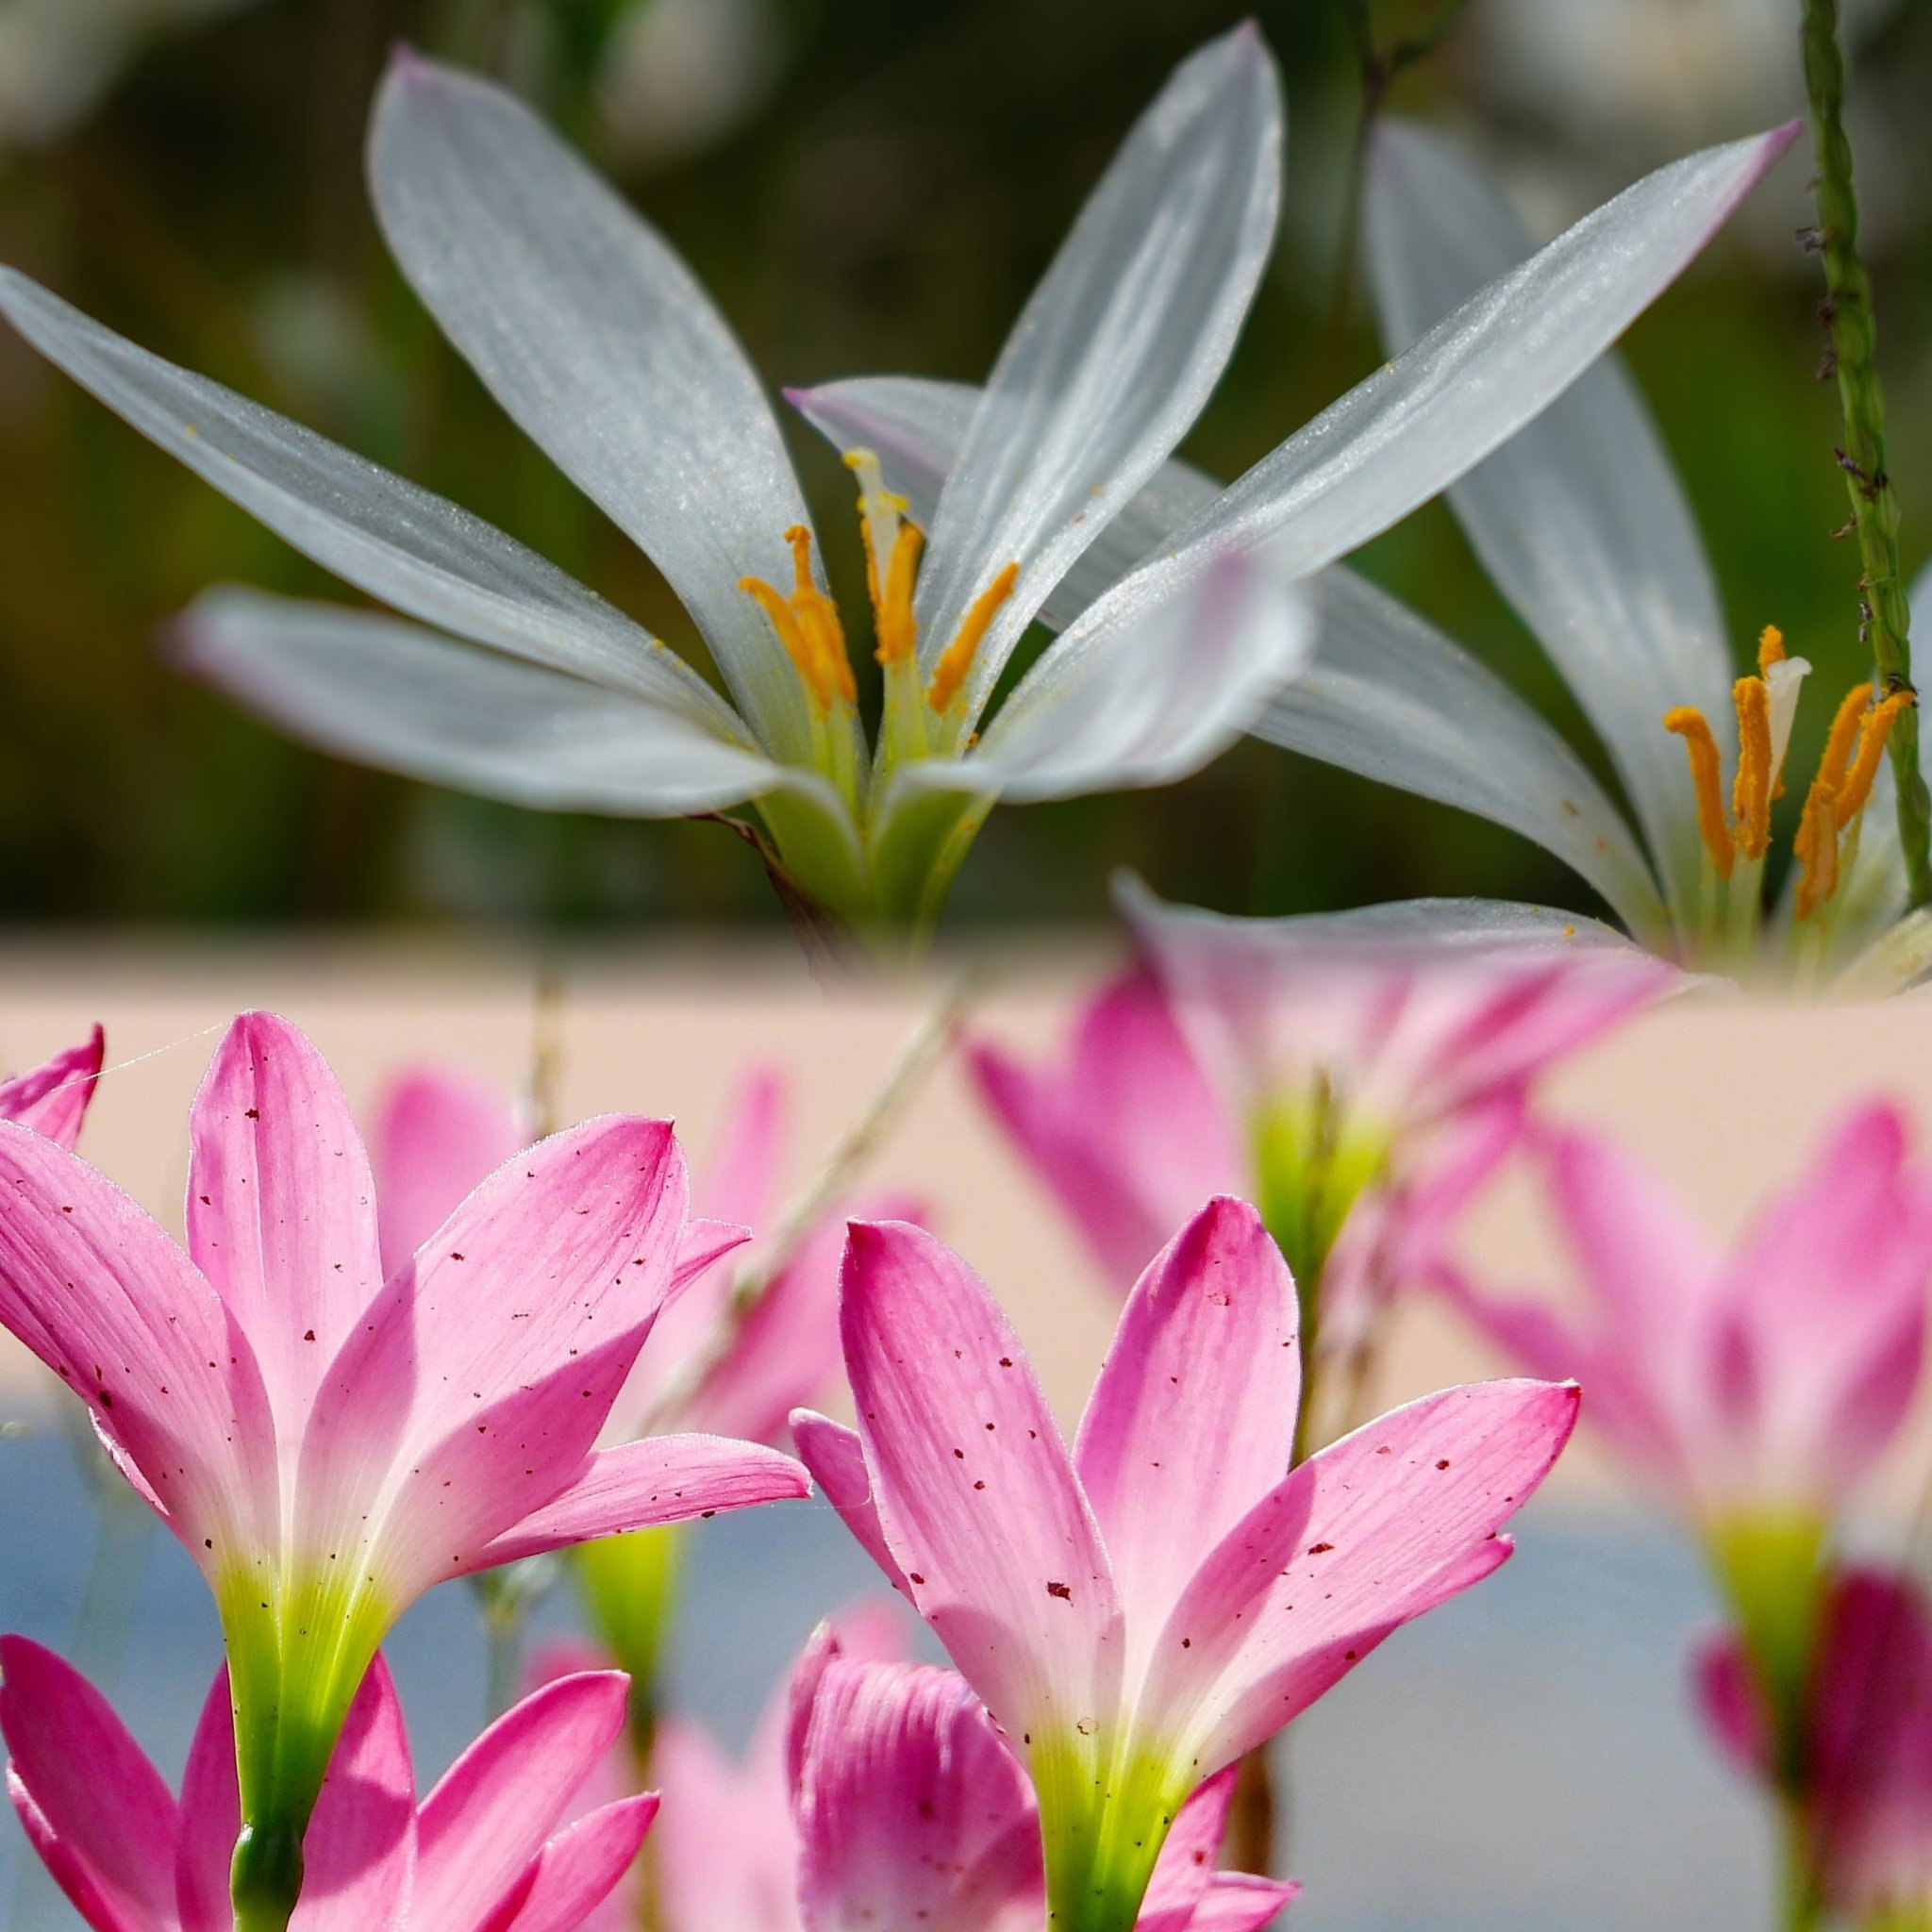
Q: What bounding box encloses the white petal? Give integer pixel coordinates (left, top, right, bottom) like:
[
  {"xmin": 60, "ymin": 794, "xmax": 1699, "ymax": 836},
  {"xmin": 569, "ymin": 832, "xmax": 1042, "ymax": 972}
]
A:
[
  {"xmin": 369, "ymin": 52, "xmax": 819, "ymax": 759},
  {"xmin": 0, "ymin": 267, "xmax": 739, "ymax": 731},
  {"xmin": 1367, "ymin": 119, "xmax": 1734, "ymax": 924},
  {"xmin": 178, "ymin": 587, "xmax": 787, "ymax": 817},
  {"xmin": 908, "ymin": 25, "xmax": 1281, "ymax": 718},
  {"xmin": 1071, "ymin": 124, "xmax": 1796, "ymax": 675},
  {"xmin": 790, "ymin": 375, "xmax": 1220, "ymax": 630},
  {"xmin": 1254, "ymin": 569, "xmax": 1669, "ymax": 941},
  {"xmin": 898, "ymin": 556, "xmax": 1314, "ymax": 807}
]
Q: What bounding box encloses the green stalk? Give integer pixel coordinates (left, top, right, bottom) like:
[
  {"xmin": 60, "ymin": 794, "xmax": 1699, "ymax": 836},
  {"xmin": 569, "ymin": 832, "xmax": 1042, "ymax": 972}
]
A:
[{"xmin": 1800, "ymin": 0, "xmax": 1932, "ymax": 905}]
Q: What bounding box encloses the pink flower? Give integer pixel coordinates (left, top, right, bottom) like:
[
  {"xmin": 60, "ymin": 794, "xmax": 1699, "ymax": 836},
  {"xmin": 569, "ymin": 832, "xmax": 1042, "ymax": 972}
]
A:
[
  {"xmin": 0, "ymin": 1025, "xmax": 104, "ymax": 1151},
  {"xmin": 0, "ymin": 1010, "xmax": 808, "ymax": 1924},
  {"xmin": 792, "ymin": 1198, "xmax": 1577, "ymax": 1932},
  {"xmin": 788, "ymin": 1626, "xmax": 1296, "ymax": 1932},
  {"xmin": 1699, "ymin": 1569, "xmax": 1932, "ymax": 1921},
  {"xmin": 1437, "ymin": 1105, "xmax": 1932, "ymax": 1525},
  {"xmin": 0, "ymin": 1635, "xmax": 655, "ymax": 1932},
  {"xmin": 368, "ymin": 1061, "xmax": 898, "ymax": 1445}
]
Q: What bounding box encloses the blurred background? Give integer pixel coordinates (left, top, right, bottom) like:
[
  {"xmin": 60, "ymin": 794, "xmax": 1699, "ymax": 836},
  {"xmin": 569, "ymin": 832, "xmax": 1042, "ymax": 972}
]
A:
[{"xmin": 2, "ymin": 0, "xmax": 1930, "ymax": 938}]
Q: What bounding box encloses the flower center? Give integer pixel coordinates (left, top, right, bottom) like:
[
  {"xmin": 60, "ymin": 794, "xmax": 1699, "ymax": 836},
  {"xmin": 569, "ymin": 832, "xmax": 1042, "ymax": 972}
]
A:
[
  {"xmin": 735, "ymin": 453, "xmax": 1020, "ymax": 735},
  {"xmin": 1662, "ymin": 625, "xmax": 1913, "ymax": 922}
]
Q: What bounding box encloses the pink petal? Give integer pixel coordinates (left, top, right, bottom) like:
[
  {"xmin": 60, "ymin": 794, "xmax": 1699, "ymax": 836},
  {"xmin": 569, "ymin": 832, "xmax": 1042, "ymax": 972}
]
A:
[
  {"xmin": 291, "ymin": 1656, "xmax": 416, "ymax": 1932},
  {"xmin": 1690, "ymin": 1631, "xmax": 1767, "ymax": 1780},
  {"xmin": 414, "ymin": 1672, "xmax": 630, "ymax": 1931},
  {"xmin": 0, "ymin": 1121, "xmax": 278, "ymax": 1563},
  {"xmin": 840, "ymin": 1220, "xmax": 1124, "ymax": 1746},
  {"xmin": 788, "ymin": 1410, "xmax": 914, "ymax": 1594},
  {"xmin": 1136, "ymin": 1766, "xmax": 1240, "ymax": 1932},
  {"xmin": 1139, "ymin": 1379, "xmax": 1579, "ymax": 1775},
  {"xmin": 0, "ymin": 1025, "xmax": 105, "ymax": 1150},
  {"xmin": 0, "ymin": 1637, "xmax": 177, "ymax": 1932},
  {"xmin": 186, "ymin": 1012, "xmax": 384, "ymax": 1453},
  {"xmin": 368, "ymin": 1063, "xmax": 525, "ymax": 1279},
  {"xmin": 469, "ymin": 1433, "xmax": 810, "ymax": 1569},
  {"xmin": 1184, "ymin": 1873, "xmax": 1299, "ymax": 1931},
  {"xmin": 692, "ymin": 1069, "xmax": 785, "ymax": 1235},
  {"xmin": 969, "ymin": 971, "xmax": 1240, "ymax": 1290},
  {"xmin": 791, "ymin": 1655, "xmax": 1042, "ymax": 1932},
  {"xmin": 175, "ymin": 1669, "xmax": 242, "ymax": 1932},
  {"xmin": 1073, "ymin": 1199, "xmax": 1298, "ymax": 1665},
  {"xmin": 481, "ymin": 1795, "xmax": 658, "ymax": 1932},
  {"xmin": 652, "ymin": 1719, "xmax": 801, "ymax": 1932},
  {"xmin": 293, "ymin": 1116, "xmax": 692, "ymax": 1593}
]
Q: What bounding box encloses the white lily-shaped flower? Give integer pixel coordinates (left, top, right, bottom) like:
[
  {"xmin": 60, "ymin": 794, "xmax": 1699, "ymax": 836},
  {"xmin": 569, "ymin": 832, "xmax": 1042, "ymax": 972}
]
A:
[{"xmin": 0, "ymin": 29, "xmax": 1310, "ymax": 948}]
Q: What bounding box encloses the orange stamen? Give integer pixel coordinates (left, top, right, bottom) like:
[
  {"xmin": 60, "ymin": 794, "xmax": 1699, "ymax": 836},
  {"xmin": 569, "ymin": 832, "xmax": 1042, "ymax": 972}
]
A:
[
  {"xmin": 1836, "ymin": 689, "xmax": 1916, "ymax": 829},
  {"xmin": 1793, "ymin": 781, "xmax": 1840, "ymax": 922},
  {"xmin": 927, "ymin": 561, "xmax": 1020, "ymax": 715},
  {"xmin": 738, "ymin": 525, "xmax": 856, "ymax": 710},
  {"xmin": 1757, "ymin": 625, "xmax": 1787, "ymax": 673},
  {"xmin": 875, "ymin": 523, "xmax": 924, "ymax": 669},
  {"xmin": 1664, "ymin": 706, "xmax": 1735, "ymax": 880},
  {"xmin": 1814, "ymin": 685, "xmax": 1871, "ymax": 801},
  {"xmin": 1731, "ymin": 677, "xmax": 1773, "ymax": 861}
]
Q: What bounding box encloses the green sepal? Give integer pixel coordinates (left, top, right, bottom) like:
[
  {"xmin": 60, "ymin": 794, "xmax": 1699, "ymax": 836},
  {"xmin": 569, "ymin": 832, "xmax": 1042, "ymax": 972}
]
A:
[{"xmin": 575, "ymin": 1524, "xmax": 685, "ymax": 1759}]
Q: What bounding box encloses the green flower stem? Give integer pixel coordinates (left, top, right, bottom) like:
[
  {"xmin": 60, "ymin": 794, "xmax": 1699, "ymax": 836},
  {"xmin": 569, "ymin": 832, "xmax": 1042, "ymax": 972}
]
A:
[
  {"xmin": 1778, "ymin": 1795, "xmax": 1826, "ymax": 1932},
  {"xmin": 1801, "ymin": 0, "xmax": 1932, "ymax": 906}
]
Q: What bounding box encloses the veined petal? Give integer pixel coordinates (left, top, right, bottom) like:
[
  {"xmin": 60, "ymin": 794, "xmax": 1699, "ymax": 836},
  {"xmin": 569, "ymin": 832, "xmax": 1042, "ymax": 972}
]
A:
[
  {"xmin": 1186, "ymin": 1874, "xmax": 1300, "ymax": 1932},
  {"xmin": 484, "ymin": 1797, "xmax": 659, "ymax": 1932},
  {"xmin": 1253, "ymin": 568, "xmax": 1669, "ymax": 941},
  {"xmin": 0, "ymin": 1122, "xmax": 277, "ymax": 1562},
  {"xmin": 469, "ymin": 1433, "xmax": 810, "ymax": 1569},
  {"xmin": 931, "ymin": 556, "xmax": 1315, "ymax": 805},
  {"xmin": 1137, "ymin": 1379, "xmax": 1578, "ymax": 1776},
  {"xmin": 789, "ymin": 1409, "xmax": 915, "ymax": 1597},
  {"xmin": 186, "ymin": 1012, "xmax": 384, "ymax": 1458},
  {"xmin": 413, "ymin": 1672, "xmax": 630, "ymax": 1931},
  {"xmin": 912, "ymin": 26, "xmax": 1281, "ymax": 717},
  {"xmin": 369, "ymin": 1064, "xmax": 526, "ymax": 1281},
  {"xmin": 369, "ymin": 52, "xmax": 819, "ymax": 759},
  {"xmin": 177, "ymin": 590, "xmax": 781, "ymax": 820},
  {"xmin": 1368, "ymin": 120, "xmax": 1733, "ymax": 922},
  {"xmin": 290, "ymin": 1657, "xmax": 417, "ymax": 1932},
  {"xmin": 1072, "ymin": 1200, "xmax": 1299, "ymax": 1669},
  {"xmin": 1064, "ymin": 125, "xmax": 1796, "ymax": 698},
  {"xmin": 0, "ymin": 270, "xmax": 734, "ymax": 724},
  {"xmin": 294, "ymin": 1116, "xmax": 691, "ymax": 1598},
  {"xmin": 1136, "ymin": 1767, "xmax": 1298, "ymax": 1932},
  {"xmin": 787, "ymin": 376, "xmax": 1220, "ymax": 630},
  {"xmin": 792, "ymin": 1657, "xmax": 1042, "ymax": 1932},
  {"xmin": 0, "ymin": 1025, "xmax": 104, "ymax": 1151},
  {"xmin": 0, "ymin": 1637, "xmax": 178, "ymax": 1932},
  {"xmin": 838, "ymin": 1221, "xmax": 1124, "ymax": 1750},
  {"xmin": 968, "ymin": 968, "xmax": 1241, "ymax": 1290}
]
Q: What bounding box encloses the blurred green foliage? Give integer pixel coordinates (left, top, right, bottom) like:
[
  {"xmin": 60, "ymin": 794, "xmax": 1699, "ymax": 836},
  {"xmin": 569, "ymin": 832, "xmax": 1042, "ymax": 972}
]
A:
[{"xmin": 1, "ymin": 0, "xmax": 1929, "ymax": 937}]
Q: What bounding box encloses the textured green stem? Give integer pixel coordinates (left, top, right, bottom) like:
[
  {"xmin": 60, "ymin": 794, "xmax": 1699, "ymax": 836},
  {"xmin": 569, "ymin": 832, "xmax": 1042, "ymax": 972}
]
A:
[{"xmin": 1801, "ymin": 0, "xmax": 1932, "ymax": 905}]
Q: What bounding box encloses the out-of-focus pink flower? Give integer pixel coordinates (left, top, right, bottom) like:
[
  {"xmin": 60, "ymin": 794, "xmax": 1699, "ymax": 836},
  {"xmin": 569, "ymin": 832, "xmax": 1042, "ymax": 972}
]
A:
[
  {"xmin": 1698, "ymin": 1569, "xmax": 1932, "ymax": 1921},
  {"xmin": 0, "ymin": 1637, "xmax": 656, "ymax": 1932},
  {"xmin": 0, "ymin": 1011, "xmax": 807, "ymax": 1913},
  {"xmin": 792, "ymin": 1199, "xmax": 1575, "ymax": 1929},
  {"xmin": 0, "ymin": 1025, "xmax": 103, "ymax": 1150},
  {"xmin": 367, "ymin": 1059, "xmax": 913, "ymax": 1444},
  {"xmin": 1439, "ymin": 1104, "xmax": 1932, "ymax": 1524},
  {"xmin": 788, "ymin": 1626, "xmax": 1297, "ymax": 1932}
]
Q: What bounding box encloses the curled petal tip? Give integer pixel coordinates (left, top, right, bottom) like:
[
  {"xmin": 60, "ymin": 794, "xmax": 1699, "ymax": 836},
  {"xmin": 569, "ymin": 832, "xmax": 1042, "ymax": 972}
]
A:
[{"xmin": 388, "ymin": 40, "xmax": 429, "ymax": 76}]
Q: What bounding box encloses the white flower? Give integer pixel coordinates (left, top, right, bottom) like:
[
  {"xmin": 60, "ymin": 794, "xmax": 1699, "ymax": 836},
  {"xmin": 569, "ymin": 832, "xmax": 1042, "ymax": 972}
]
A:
[{"xmin": 0, "ymin": 34, "xmax": 1789, "ymax": 947}]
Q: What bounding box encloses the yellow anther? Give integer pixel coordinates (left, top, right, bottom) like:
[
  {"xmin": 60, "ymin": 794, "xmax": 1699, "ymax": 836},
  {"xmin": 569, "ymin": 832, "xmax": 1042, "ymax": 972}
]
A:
[
  {"xmin": 875, "ymin": 523, "xmax": 924, "ymax": 668},
  {"xmin": 1731, "ymin": 676, "xmax": 1773, "ymax": 861},
  {"xmin": 1757, "ymin": 625, "xmax": 1786, "ymax": 673},
  {"xmin": 739, "ymin": 524, "xmax": 856, "ymax": 711},
  {"xmin": 927, "ymin": 561, "xmax": 1020, "ymax": 715},
  {"xmin": 1836, "ymin": 688, "xmax": 1915, "ymax": 829},
  {"xmin": 1814, "ymin": 684, "xmax": 1870, "ymax": 801},
  {"xmin": 1664, "ymin": 706, "xmax": 1735, "ymax": 880},
  {"xmin": 1793, "ymin": 781, "xmax": 1840, "ymax": 922}
]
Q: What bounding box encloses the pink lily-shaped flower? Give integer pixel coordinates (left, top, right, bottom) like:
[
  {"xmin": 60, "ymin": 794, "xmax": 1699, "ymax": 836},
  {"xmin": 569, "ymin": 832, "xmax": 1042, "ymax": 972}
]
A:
[
  {"xmin": 973, "ymin": 887, "xmax": 1663, "ymax": 1441},
  {"xmin": 1437, "ymin": 1103, "xmax": 1932, "ymax": 1758},
  {"xmin": 1699, "ymin": 1569, "xmax": 1932, "ymax": 1924},
  {"xmin": 788, "ymin": 1624, "xmax": 1295, "ymax": 1932},
  {"xmin": 0, "ymin": 1010, "xmax": 808, "ymax": 1929},
  {"xmin": 791, "ymin": 1198, "xmax": 1577, "ymax": 1932},
  {"xmin": 0, "ymin": 1636, "xmax": 655, "ymax": 1932},
  {"xmin": 0, "ymin": 1025, "xmax": 103, "ymax": 1150}
]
